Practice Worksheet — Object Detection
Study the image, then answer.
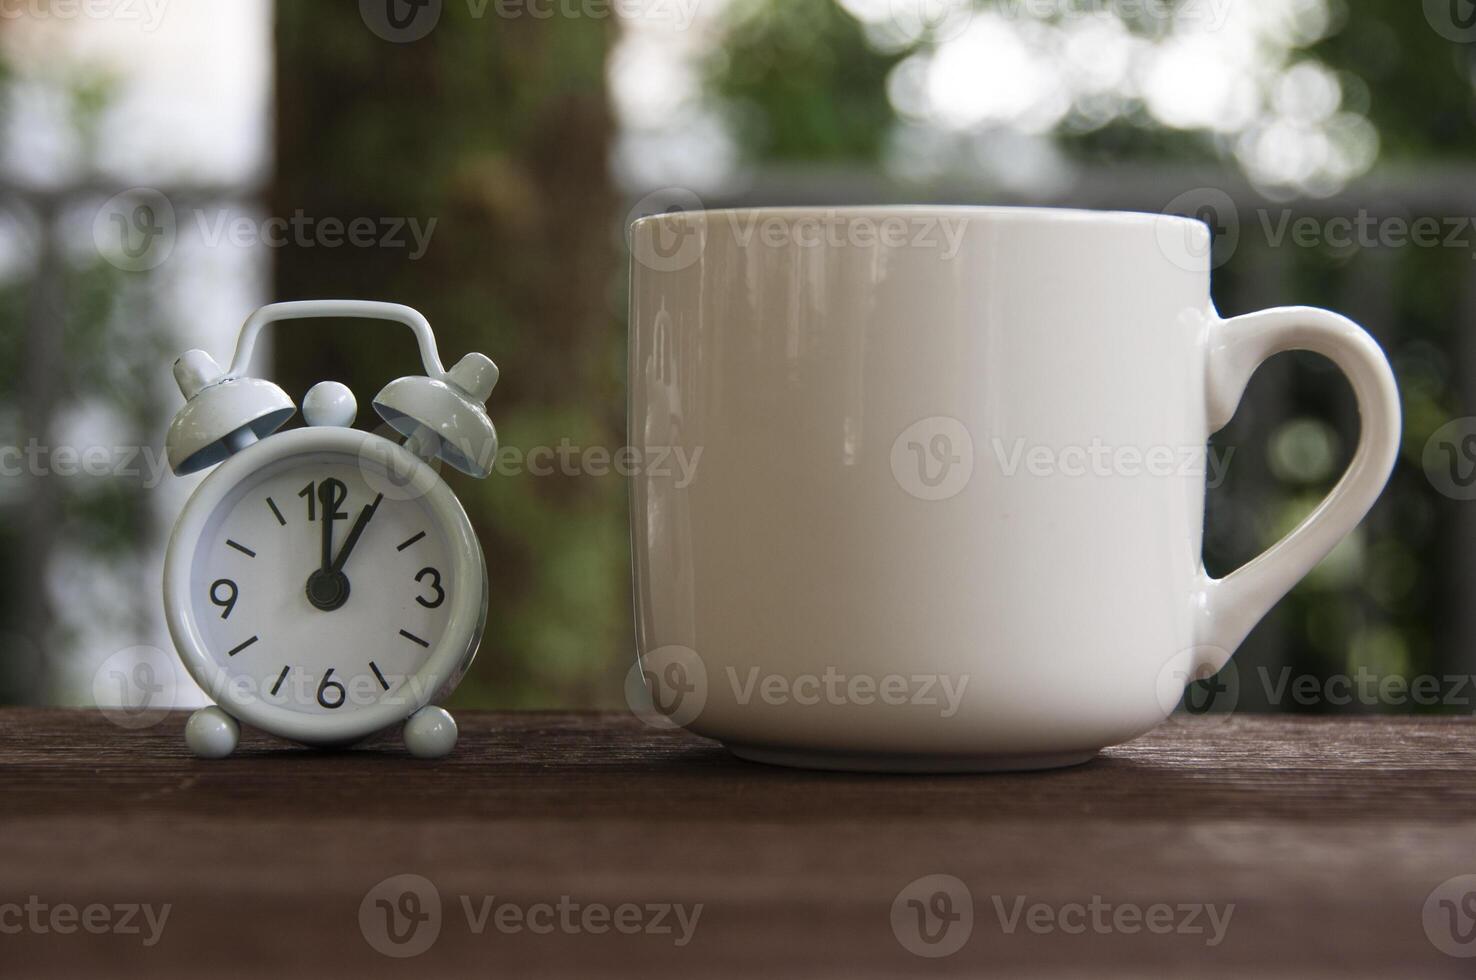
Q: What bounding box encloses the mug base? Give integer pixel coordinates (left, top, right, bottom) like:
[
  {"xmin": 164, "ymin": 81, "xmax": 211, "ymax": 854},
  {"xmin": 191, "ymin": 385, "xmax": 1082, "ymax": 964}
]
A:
[{"xmin": 724, "ymin": 742, "xmax": 1098, "ymax": 773}]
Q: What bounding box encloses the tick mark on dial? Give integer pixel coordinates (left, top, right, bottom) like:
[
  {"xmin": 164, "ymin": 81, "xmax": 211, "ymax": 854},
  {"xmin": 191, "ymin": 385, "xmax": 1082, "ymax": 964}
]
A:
[
  {"xmin": 227, "ymin": 540, "xmax": 257, "ymax": 558},
  {"xmin": 266, "ymin": 497, "xmax": 286, "ymax": 526},
  {"xmin": 370, "ymin": 661, "xmax": 390, "ymax": 690},
  {"xmin": 270, "ymin": 665, "xmax": 290, "ymax": 695},
  {"xmin": 227, "ymin": 635, "xmax": 259, "ymax": 657},
  {"xmin": 399, "ymin": 629, "xmax": 429, "ymax": 648},
  {"xmin": 396, "ymin": 531, "xmax": 426, "ymax": 552}
]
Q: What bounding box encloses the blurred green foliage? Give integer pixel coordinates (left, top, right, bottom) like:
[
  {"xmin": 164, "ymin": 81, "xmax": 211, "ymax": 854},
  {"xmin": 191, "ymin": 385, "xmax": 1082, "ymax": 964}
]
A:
[{"xmin": 705, "ymin": 0, "xmax": 906, "ymax": 163}]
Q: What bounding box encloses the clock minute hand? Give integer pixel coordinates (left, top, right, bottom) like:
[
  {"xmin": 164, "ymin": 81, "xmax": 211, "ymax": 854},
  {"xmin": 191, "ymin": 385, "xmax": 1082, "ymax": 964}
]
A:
[
  {"xmin": 318, "ymin": 484, "xmax": 336, "ymax": 572},
  {"xmin": 330, "ymin": 493, "xmax": 384, "ymax": 573}
]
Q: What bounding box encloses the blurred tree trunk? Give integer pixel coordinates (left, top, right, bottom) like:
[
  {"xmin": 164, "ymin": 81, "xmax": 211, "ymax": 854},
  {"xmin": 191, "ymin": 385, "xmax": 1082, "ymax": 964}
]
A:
[{"xmin": 273, "ymin": 3, "xmax": 625, "ymax": 707}]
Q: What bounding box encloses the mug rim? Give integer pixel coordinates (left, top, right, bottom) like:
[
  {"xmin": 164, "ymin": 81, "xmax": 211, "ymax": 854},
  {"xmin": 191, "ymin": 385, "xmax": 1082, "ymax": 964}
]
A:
[{"xmin": 629, "ymin": 204, "xmax": 1206, "ymax": 232}]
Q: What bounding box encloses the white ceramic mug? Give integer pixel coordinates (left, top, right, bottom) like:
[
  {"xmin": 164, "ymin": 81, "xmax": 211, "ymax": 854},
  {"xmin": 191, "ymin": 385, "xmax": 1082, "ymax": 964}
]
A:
[{"xmin": 628, "ymin": 206, "xmax": 1400, "ymax": 771}]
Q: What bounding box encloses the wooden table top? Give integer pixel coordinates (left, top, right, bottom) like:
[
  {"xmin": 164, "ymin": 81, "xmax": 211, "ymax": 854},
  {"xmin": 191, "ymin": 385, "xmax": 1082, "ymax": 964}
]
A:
[{"xmin": 2, "ymin": 709, "xmax": 1474, "ymax": 977}]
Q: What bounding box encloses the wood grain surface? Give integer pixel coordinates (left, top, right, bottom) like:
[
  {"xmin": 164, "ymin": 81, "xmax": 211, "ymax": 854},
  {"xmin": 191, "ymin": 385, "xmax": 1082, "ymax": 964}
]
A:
[{"xmin": 1, "ymin": 709, "xmax": 1473, "ymax": 977}]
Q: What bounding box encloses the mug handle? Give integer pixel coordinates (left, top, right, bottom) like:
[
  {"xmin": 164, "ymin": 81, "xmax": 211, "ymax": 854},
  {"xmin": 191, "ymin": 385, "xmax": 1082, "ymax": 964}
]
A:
[{"xmin": 1195, "ymin": 306, "xmax": 1401, "ymax": 672}]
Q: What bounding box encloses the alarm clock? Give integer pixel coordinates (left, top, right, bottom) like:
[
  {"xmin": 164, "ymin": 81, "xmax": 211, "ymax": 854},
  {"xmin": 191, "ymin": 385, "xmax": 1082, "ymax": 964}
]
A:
[{"xmin": 161, "ymin": 300, "xmax": 498, "ymax": 759}]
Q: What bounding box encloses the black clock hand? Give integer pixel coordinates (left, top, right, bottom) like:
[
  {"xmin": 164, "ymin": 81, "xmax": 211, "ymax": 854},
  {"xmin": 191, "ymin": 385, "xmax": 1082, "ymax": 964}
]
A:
[
  {"xmin": 330, "ymin": 493, "xmax": 384, "ymax": 573},
  {"xmin": 315, "ymin": 478, "xmax": 349, "ymax": 570},
  {"xmin": 318, "ymin": 483, "xmax": 336, "ymax": 572},
  {"xmin": 306, "ymin": 479, "xmax": 352, "ymax": 612}
]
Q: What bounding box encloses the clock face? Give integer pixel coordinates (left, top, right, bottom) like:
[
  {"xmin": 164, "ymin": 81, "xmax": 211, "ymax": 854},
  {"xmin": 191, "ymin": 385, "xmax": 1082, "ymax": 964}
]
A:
[{"xmin": 173, "ymin": 433, "xmax": 482, "ymax": 729}]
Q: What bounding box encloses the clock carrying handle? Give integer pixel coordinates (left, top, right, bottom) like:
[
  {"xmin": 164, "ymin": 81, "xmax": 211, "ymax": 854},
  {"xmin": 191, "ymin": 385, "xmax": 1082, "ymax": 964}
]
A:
[{"xmin": 224, "ymin": 301, "xmax": 448, "ymax": 382}]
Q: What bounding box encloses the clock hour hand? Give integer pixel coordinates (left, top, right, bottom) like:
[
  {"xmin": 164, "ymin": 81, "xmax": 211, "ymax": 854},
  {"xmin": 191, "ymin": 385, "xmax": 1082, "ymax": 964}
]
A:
[{"xmin": 330, "ymin": 493, "xmax": 384, "ymax": 573}]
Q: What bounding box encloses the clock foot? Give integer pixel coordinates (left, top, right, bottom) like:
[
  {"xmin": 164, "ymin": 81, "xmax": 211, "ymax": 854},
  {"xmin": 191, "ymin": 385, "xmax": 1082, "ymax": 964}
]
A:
[
  {"xmin": 403, "ymin": 706, "xmax": 457, "ymax": 758},
  {"xmin": 185, "ymin": 706, "xmax": 239, "ymax": 759}
]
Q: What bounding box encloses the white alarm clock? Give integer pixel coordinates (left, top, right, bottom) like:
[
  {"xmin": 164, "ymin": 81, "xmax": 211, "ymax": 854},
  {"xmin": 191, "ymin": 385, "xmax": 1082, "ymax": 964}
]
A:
[{"xmin": 161, "ymin": 300, "xmax": 498, "ymax": 759}]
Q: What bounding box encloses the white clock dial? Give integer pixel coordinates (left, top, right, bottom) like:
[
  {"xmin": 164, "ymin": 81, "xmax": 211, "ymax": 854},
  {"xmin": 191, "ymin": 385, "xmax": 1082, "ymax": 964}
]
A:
[
  {"xmin": 165, "ymin": 427, "xmax": 485, "ymax": 745},
  {"xmin": 191, "ymin": 454, "xmax": 453, "ymax": 715}
]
